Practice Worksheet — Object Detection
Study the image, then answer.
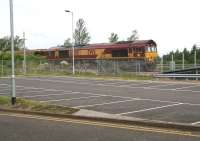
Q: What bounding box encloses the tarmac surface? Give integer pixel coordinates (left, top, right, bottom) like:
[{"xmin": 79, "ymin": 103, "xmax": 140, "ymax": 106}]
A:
[
  {"xmin": 0, "ymin": 76, "xmax": 200, "ymax": 126},
  {"xmin": 0, "ymin": 112, "xmax": 200, "ymax": 141}
]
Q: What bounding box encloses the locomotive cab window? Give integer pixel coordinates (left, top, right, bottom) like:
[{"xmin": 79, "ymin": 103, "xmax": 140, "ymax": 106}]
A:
[
  {"xmin": 147, "ymin": 47, "xmax": 151, "ymax": 52},
  {"xmin": 152, "ymin": 46, "xmax": 157, "ymax": 52},
  {"xmin": 146, "ymin": 45, "xmax": 157, "ymax": 52}
]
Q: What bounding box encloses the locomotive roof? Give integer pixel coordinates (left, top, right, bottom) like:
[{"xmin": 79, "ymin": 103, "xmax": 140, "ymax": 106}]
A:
[
  {"xmin": 87, "ymin": 40, "xmax": 156, "ymax": 49},
  {"xmin": 34, "ymin": 40, "xmax": 156, "ymax": 52}
]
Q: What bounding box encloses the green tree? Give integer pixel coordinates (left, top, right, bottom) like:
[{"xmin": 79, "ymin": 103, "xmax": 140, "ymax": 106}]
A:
[
  {"xmin": 74, "ymin": 18, "xmax": 90, "ymax": 46},
  {"xmin": 108, "ymin": 33, "xmax": 119, "ymax": 43},
  {"xmin": 127, "ymin": 30, "xmax": 139, "ymax": 41},
  {"xmin": 162, "ymin": 45, "xmax": 200, "ymax": 65},
  {"xmin": 0, "ymin": 36, "xmax": 23, "ymax": 52},
  {"xmin": 174, "ymin": 49, "xmax": 182, "ymax": 64},
  {"xmin": 63, "ymin": 38, "xmax": 72, "ymax": 47},
  {"xmin": 183, "ymin": 48, "xmax": 190, "ymax": 64}
]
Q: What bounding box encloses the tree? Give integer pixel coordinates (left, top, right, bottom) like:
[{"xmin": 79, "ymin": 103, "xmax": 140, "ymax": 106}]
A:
[
  {"xmin": 74, "ymin": 18, "xmax": 90, "ymax": 46},
  {"xmin": 127, "ymin": 30, "xmax": 139, "ymax": 41},
  {"xmin": 63, "ymin": 38, "xmax": 72, "ymax": 47},
  {"xmin": 0, "ymin": 36, "xmax": 23, "ymax": 52},
  {"xmin": 161, "ymin": 45, "xmax": 200, "ymax": 64},
  {"xmin": 183, "ymin": 48, "xmax": 190, "ymax": 64},
  {"xmin": 108, "ymin": 33, "xmax": 119, "ymax": 43}
]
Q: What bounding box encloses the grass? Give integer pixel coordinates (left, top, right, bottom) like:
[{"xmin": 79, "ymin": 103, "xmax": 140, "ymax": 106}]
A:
[
  {"xmin": 0, "ymin": 96, "xmax": 78, "ymax": 114},
  {"xmin": 19, "ymin": 71, "xmax": 153, "ymax": 81},
  {"xmin": 0, "ymin": 96, "xmax": 9, "ymax": 105},
  {"xmin": 67, "ymin": 72, "xmax": 153, "ymax": 81}
]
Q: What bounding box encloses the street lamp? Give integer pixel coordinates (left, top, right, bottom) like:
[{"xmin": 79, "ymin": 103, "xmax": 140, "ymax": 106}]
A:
[
  {"xmin": 9, "ymin": 0, "xmax": 16, "ymax": 105},
  {"xmin": 160, "ymin": 55, "xmax": 163, "ymax": 73},
  {"xmin": 171, "ymin": 53, "xmax": 175, "ymax": 71},
  {"xmin": 23, "ymin": 32, "xmax": 26, "ymax": 75},
  {"xmin": 182, "ymin": 51, "xmax": 184, "ymax": 69},
  {"xmin": 65, "ymin": 10, "xmax": 75, "ymax": 74}
]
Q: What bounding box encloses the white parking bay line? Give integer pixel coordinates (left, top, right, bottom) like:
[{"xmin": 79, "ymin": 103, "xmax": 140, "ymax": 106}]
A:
[
  {"xmin": 22, "ymin": 92, "xmax": 80, "ymax": 98},
  {"xmin": 0, "ymin": 88, "xmax": 10, "ymax": 91},
  {"xmin": 147, "ymin": 83, "xmax": 175, "ymax": 88},
  {"xmin": 0, "ymin": 84, "xmax": 9, "ymax": 86},
  {"xmin": 19, "ymin": 77, "xmax": 200, "ymax": 93},
  {"xmin": 191, "ymin": 121, "xmax": 200, "ymax": 125},
  {"xmin": 40, "ymin": 95, "xmax": 107, "ymax": 102},
  {"xmin": 74, "ymin": 99, "xmax": 139, "ymax": 108},
  {"xmin": 117, "ymin": 103, "xmax": 184, "ymax": 116},
  {"xmin": 17, "ymin": 90, "xmax": 47, "ymax": 93},
  {"xmin": 0, "ymin": 92, "xmax": 9, "ymax": 95},
  {"xmin": 175, "ymin": 85, "xmax": 200, "ymax": 90},
  {"xmin": 16, "ymin": 85, "xmax": 71, "ymax": 93}
]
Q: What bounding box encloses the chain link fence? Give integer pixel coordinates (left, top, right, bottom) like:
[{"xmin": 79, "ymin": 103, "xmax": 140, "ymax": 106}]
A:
[
  {"xmin": 0, "ymin": 59, "xmax": 159, "ymax": 77},
  {"xmin": 1, "ymin": 59, "xmax": 199, "ymax": 77}
]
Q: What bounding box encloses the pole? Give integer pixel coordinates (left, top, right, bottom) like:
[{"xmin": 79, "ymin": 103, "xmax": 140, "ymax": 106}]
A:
[
  {"xmin": 194, "ymin": 49, "xmax": 197, "ymax": 67},
  {"xmin": 161, "ymin": 56, "xmax": 163, "ymax": 73},
  {"xmin": 1, "ymin": 45, "xmax": 5, "ymax": 76},
  {"xmin": 1, "ymin": 58, "xmax": 3, "ymax": 76},
  {"xmin": 182, "ymin": 52, "xmax": 184, "ymax": 70},
  {"xmin": 9, "ymin": 0, "xmax": 16, "ymax": 105},
  {"xmin": 72, "ymin": 12, "xmax": 75, "ymax": 74},
  {"xmin": 23, "ymin": 32, "xmax": 26, "ymax": 75},
  {"xmin": 171, "ymin": 54, "xmax": 174, "ymax": 70}
]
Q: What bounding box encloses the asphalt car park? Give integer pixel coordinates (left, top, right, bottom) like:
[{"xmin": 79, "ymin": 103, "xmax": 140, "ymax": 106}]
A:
[{"xmin": 0, "ymin": 76, "xmax": 200, "ymax": 126}]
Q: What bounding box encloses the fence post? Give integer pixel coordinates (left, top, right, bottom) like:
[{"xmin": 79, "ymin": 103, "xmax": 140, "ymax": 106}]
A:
[
  {"xmin": 116, "ymin": 60, "xmax": 119, "ymax": 75},
  {"xmin": 39, "ymin": 60, "xmax": 41, "ymax": 72},
  {"xmin": 113, "ymin": 60, "xmax": 115, "ymax": 75},
  {"xmin": 136, "ymin": 62, "xmax": 138, "ymax": 75},
  {"xmin": 194, "ymin": 49, "xmax": 197, "ymax": 67},
  {"xmin": 139, "ymin": 62, "xmax": 141, "ymax": 74},
  {"xmin": 96, "ymin": 60, "xmax": 99, "ymax": 75},
  {"xmin": 1, "ymin": 59, "xmax": 3, "ymax": 76},
  {"xmin": 79, "ymin": 60, "xmax": 81, "ymax": 74},
  {"xmin": 160, "ymin": 56, "xmax": 163, "ymax": 73}
]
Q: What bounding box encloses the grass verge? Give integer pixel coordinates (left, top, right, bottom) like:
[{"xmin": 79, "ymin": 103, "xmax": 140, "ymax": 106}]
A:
[
  {"xmin": 22, "ymin": 71, "xmax": 153, "ymax": 81},
  {"xmin": 0, "ymin": 96, "xmax": 78, "ymax": 114}
]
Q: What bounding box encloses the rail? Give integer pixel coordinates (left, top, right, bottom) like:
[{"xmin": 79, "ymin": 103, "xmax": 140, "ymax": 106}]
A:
[{"xmin": 154, "ymin": 74, "xmax": 200, "ymax": 78}]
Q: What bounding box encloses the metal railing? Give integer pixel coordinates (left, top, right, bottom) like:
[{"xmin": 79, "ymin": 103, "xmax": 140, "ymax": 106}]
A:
[{"xmin": 154, "ymin": 74, "xmax": 200, "ymax": 78}]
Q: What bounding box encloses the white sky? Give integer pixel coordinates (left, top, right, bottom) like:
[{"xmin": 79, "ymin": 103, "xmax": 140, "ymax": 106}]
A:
[{"xmin": 1, "ymin": 0, "xmax": 200, "ymax": 55}]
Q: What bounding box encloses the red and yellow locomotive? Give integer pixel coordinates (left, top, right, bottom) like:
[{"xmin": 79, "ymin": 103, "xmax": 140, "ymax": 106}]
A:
[{"xmin": 34, "ymin": 40, "xmax": 158, "ymax": 64}]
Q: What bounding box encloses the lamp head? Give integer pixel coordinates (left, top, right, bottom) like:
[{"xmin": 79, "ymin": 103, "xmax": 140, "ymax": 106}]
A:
[{"xmin": 65, "ymin": 10, "xmax": 71, "ymax": 13}]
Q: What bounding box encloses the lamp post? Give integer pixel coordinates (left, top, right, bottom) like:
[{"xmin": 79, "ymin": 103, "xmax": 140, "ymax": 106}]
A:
[
  {"xmin": 23, "ymin": 32, "xmax": 26, "ymax": 75},
  {"xmin": 9, "ymin": 0, "xmax": 16, "ymax": 105},
  {"xmin": 160, "ymin": 55, "xmax": 163, "ymax": 73},
  {"xmin": 171, "ymin": 53, "xmax": 175, "ymax": 71},
  {"xmin": 65, "ymin": 10, "xmax": 75, "ymax": 74},
  {"xmin": 194, "ymin": 48, "xmax": 197, "ymax": 67},
  {"xmin": 182, "ymin": 52, "xmax": 184, "ymax": 70}
]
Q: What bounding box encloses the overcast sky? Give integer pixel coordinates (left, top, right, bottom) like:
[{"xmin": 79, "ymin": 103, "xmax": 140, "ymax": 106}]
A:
[{"xmin": 1, "ymin": 0, "xmax": 200, "ymax": 55}]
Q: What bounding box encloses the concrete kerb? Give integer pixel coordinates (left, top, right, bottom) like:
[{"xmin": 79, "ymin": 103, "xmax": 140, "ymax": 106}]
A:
[{"xmin": 0, "ymin": 108, "xmax": 200, "ymax": 132}]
